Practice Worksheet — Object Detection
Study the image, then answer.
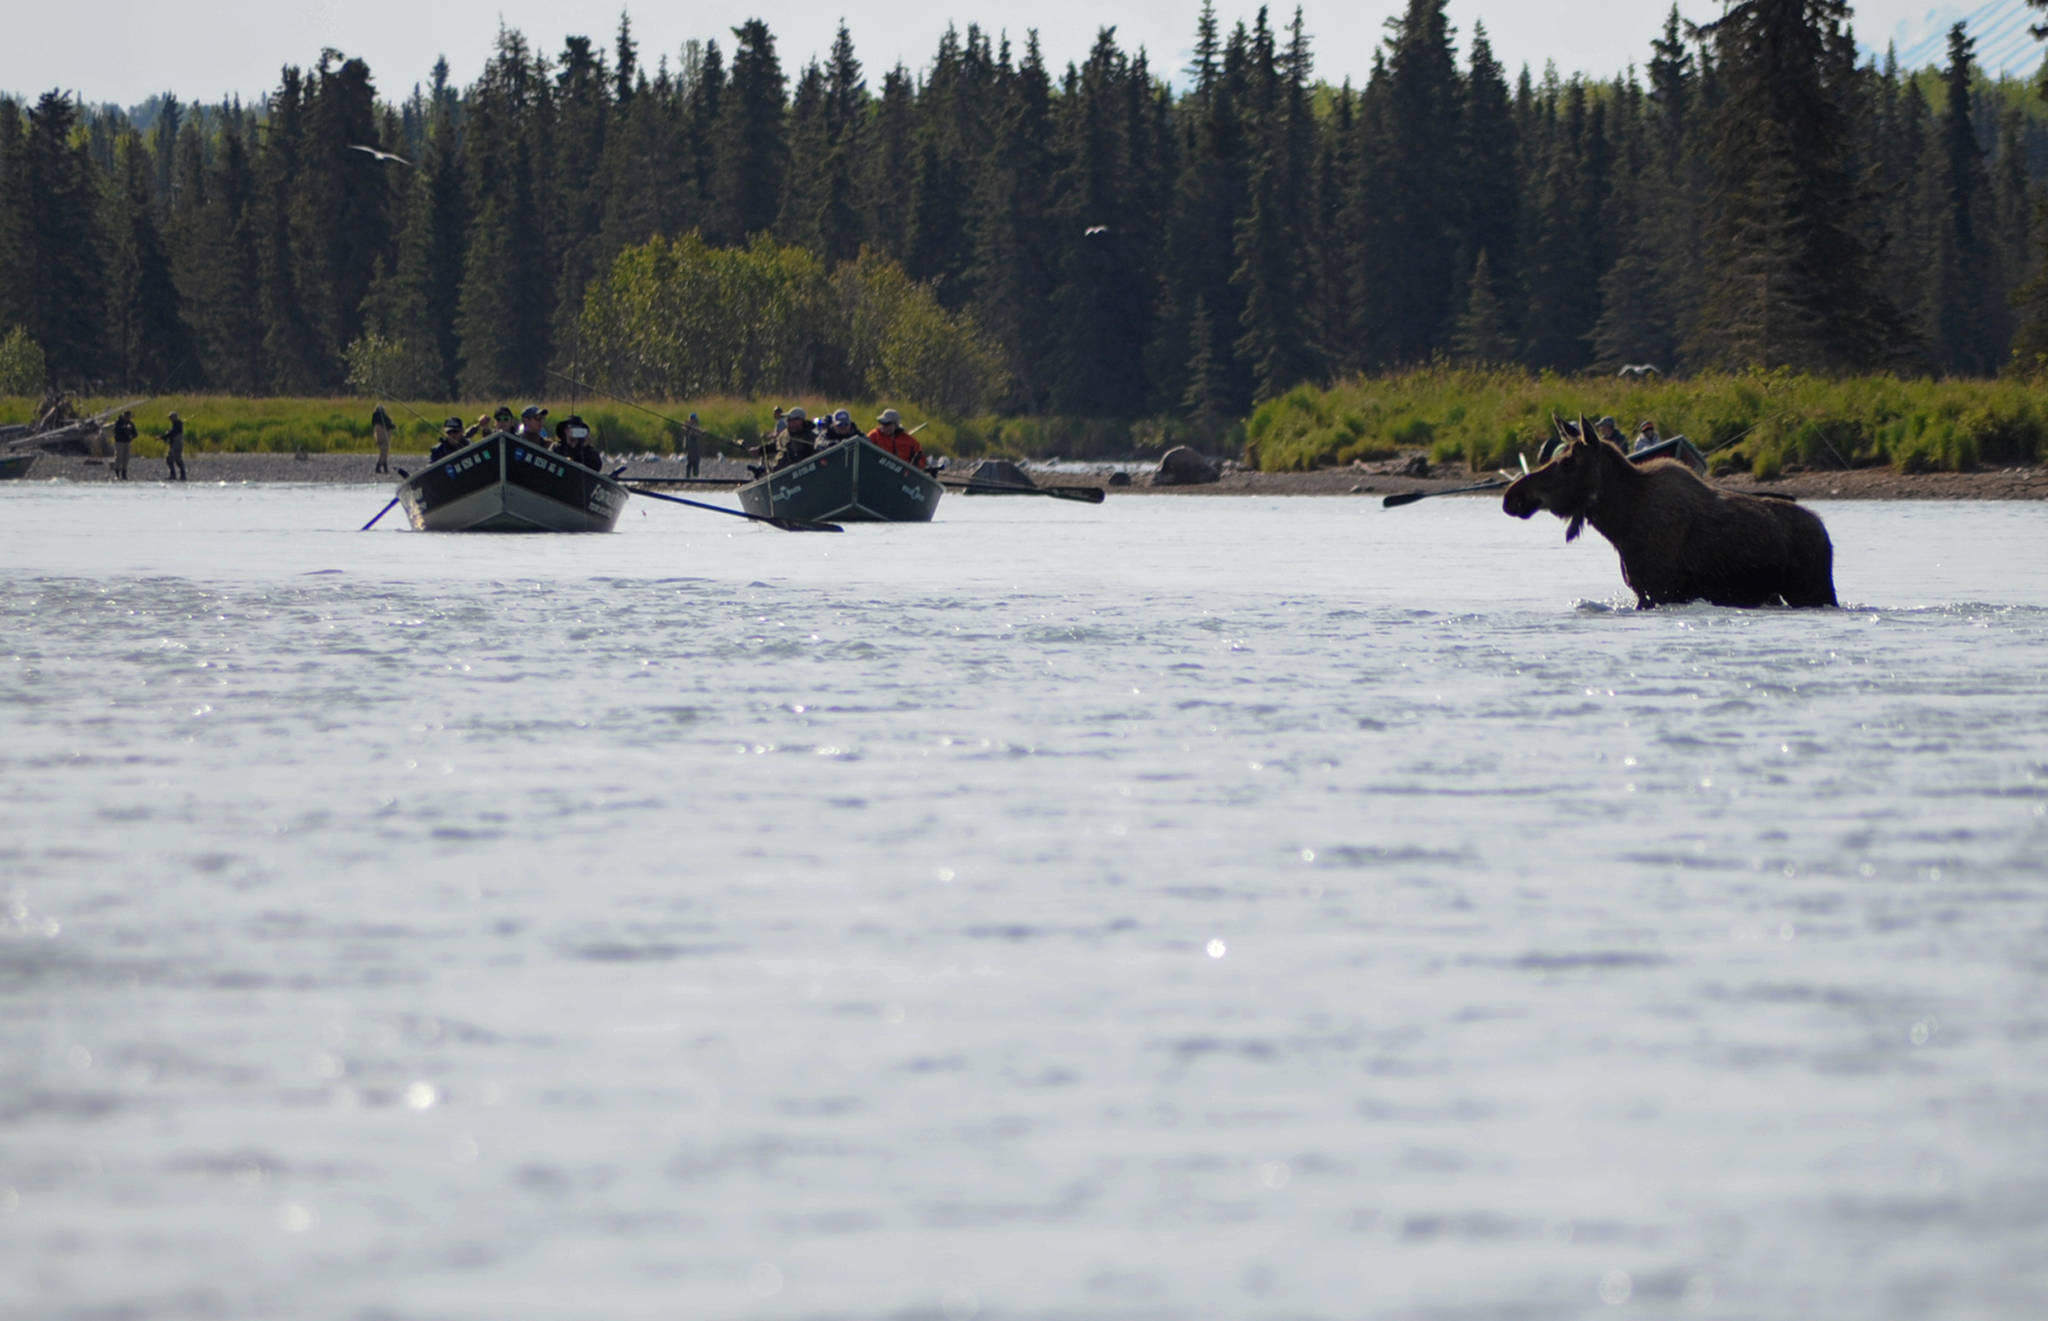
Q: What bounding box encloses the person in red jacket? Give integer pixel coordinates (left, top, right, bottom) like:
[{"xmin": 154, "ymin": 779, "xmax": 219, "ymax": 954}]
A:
[{"xmin": 868, "ymin": 408, "xmax": 924, "ymax": 468}]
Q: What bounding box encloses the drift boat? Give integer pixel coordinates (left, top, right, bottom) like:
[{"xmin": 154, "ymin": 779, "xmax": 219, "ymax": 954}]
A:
[
  {"xmin": 398, "ymin": 431, "xmax": 627, "ymax": 532},
  {"xmin": 0, "ymin": 451, "xmax": 38, "ymax": 480},
  {"xmin": 736, "ymin": 436, "xmax": 942, "ymax": 524}
]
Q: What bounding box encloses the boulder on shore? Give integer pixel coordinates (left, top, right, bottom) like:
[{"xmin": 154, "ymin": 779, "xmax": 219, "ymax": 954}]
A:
[
  {"xmin": 967, "ymin": 458, "xmax": 1035, "ymax": 489},
  {"xmin": 1153, "ymin": 446, "xmax": 1221, "ymax": 486}
]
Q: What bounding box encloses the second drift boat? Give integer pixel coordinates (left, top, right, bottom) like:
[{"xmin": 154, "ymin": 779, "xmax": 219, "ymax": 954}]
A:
[
  {"xmin": 736, "ymin": 436, "xmax": 942, "ymax": 524},
  {"xmin": 399, "ymin": 432, "xmax": 628, "ymax": 532}
]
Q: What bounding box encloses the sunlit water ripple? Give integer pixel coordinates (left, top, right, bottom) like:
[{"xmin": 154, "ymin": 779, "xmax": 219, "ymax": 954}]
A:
[{"xmin": 2, "ymin": 485, "xmax": 2045, "ymax": 1319}]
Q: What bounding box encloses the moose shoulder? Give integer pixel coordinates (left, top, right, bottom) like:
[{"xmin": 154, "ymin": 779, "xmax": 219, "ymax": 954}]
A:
[{"xmin": 1502, "ymin": 427, "xmax": 1837, "ymax": 609}]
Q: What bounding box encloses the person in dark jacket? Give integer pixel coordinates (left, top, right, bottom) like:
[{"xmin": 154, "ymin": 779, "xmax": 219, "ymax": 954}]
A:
[
  {"xmin": 111, "ymin": 410, "xmax": 137, "ymax": 480},
  {"xmin": 370, "ymin": 404, "xmax": 395, "ymax": 473},
  {"xmin": 429, "ymin": 417, "xmax": 468, "ymax": 462},
  {"xmin": 682, "ymin": 412, "xmax": 704, "ymax": 477},
  {"xmin": 552, "ymin": 415, "xmax": 602, "ymax": 470},
  {"xmin": 822, "ymin": 409, "xmax": 861, "ymax": 445},
  {"xmin": 160, "ymin": 412, "xmax": 186, "ymax": 481}
]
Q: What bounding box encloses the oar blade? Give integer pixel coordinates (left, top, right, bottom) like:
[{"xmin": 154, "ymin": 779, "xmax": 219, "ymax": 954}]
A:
[
  {"xmin": 1380, "ymin": 490, "xmax": 1430, "ymax": 508},
  {"xmin": 769, "ymin": 516, "xmax": 843, "ymax": 533}
]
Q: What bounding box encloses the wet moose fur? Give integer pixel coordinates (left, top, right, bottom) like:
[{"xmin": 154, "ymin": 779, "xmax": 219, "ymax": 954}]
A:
[{"xmin": 1502, "ymin": 423, "xmax": 1837, "ymax": 608}]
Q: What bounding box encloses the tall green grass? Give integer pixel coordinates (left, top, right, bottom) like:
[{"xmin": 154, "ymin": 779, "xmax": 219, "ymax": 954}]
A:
[{"xmin": 1245, "ymin": 368, "xmax": 2048, "ymax": 476}]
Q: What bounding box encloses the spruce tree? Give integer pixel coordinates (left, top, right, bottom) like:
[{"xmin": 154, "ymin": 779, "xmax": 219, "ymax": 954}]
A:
[
  {"xmin": 1460, "ymin": 23, "xmax": 1520, "ymax": 346},
  {"xmin": 1231, "ymin": 8, "xmax": 1322, "ymax": 400},
  {"xmin": 0, "ymin": 93, "xmax": 109, "ymax": 383},
  {"xmin": 1924, "ymin": 25, "xmax": 2004, "ymax": 373},
  {"xmin": 103, "ymin": 131, "xmax": 193, "ymax": 388},
  {"xmin": 1373, "ymin": 0, "xmax": 1464, "ymax": 363},
  {"xmin": 710, "ymin": 19, "xmax": 786, "ymax": 244},
  {"xmin": 188, "ymin": 126, "xmax": 265, "ymax": 392},
  {"xmin": 813, "ymin": 25, "xmax": 868, "ymax": 268},
  {"xmin": 1049, "ymin": 28, "xmax": 1149, "ymax": 414},
  {"xmin": 1692, "ymin": 0, "xmax": 1902, "ymax": 370},
  {"xmin": 1451, "ymin": 249, "xmax": 1513, "ymax": 361},
  {"xmin": 965, "ymin": 32, "xmax": 1057, "ymax": 410}
]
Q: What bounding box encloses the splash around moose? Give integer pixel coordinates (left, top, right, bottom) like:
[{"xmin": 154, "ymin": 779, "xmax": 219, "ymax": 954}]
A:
[{"xmin": 1503, "ymin": 417, "xmax": 1838, "ymax": 609}]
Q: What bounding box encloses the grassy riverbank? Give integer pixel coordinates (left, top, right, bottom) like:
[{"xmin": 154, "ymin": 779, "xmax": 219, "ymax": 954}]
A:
[
  {"xmin": 16, "ymin": 369, "xmax": 2048, "ymax": 475},
  {"xmin": 1246, "ymin": 368, "xmax": 2048, "ymax": 476}
]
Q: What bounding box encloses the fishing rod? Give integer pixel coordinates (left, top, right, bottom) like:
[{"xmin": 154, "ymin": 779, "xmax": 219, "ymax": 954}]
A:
[
  {"xmin": 375, "ymin": 394, "xmax": 437, "ymax": 427},
  {"xmin": 545, "ymin": 369, "xmax": 749, "ymax": 455}
]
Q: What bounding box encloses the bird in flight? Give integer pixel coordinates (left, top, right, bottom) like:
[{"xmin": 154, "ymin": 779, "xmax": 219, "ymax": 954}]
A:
[
  {"xmin": 348, "ymin": 144, "xmax": 412, "ymax": 166},
  {"xmin": 1084, "ymin": 225, "xmax": 1109, "ymax": 236}
]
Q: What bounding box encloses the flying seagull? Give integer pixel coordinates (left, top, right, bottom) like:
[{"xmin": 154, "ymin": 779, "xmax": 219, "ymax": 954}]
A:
[
  {"xmin": 348, "ymin": 144, "xmax": 412, "ymax": 166},
  {"xmin": 1083, "ymin": 225, "xmax": 1109, "ymax": 236}
]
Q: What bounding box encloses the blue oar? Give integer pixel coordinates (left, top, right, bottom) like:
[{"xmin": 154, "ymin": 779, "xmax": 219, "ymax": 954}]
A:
[
  {"xmin": 624, "ymin": 482, "xmax": 841, "ymax": 532},
  {"xmin": 360, "ymin": 469, "xmax": 411, "ymax": 530}
]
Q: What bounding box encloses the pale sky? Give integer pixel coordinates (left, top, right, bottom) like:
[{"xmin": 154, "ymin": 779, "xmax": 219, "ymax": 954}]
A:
[{"xmin": 1, "ymin": 2, "xmax": 2033, "ymax": 110}]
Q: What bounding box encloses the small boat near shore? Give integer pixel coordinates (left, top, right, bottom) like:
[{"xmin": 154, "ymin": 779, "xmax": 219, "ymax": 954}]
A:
[
  {"xmin": 398, "ymin": 432, "xmax": 627, "ymax": 532},
  {"xmin": 0, "ymin": 451, "xmax": 39, "ymax": 480},
  {"xmin": 736, "ymin": 436, "xmax": 942, "ymax": 524}
]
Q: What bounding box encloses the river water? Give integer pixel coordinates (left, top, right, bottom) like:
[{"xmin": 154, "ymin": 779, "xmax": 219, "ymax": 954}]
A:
[{"xmin": 3, "ymin": 484, "xmax": 2046, "ymax": 1320}]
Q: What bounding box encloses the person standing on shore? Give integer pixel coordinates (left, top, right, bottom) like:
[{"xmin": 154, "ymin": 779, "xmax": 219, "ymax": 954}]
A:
[
  {"xmin": 161, "ymin": 412, "xmax": 186, "ymax": 481},
  {"xmin": 370, "ymin": 405, "xmax": 394, "ymax": 474},
  {"xmin": 111, "ymin": 410, "xmax": 136, "ymax": 480},
  {"xmin": 683, "ymin": 412, "xmax": 703, "ymax": 477}
]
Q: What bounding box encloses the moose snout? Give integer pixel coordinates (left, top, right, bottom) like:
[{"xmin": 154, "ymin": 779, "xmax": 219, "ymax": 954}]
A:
[{"xmin": 1502, "ymin": 478, "xmax": 1538, "ymax": 519}]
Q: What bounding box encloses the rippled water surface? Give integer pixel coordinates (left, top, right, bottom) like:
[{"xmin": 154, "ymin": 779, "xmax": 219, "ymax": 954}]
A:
[{"xmin": 3, "ymin": 484, "xmax": 2047, "ymax": 1320}]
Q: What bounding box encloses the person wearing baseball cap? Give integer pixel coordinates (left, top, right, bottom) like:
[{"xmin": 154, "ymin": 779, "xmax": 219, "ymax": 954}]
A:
[
  {"xmin": 430, "ymin": 417, "xmax": 468, "ymax": 462},
  {"xmin": 868, "ymin": 407, "xmax": 925, "ymax": 469}
]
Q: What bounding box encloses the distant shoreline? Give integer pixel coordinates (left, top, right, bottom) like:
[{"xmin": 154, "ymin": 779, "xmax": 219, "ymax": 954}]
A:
[{"xmin": 14, "ymin": 451, "xmax": 2048, "ymax": 501}]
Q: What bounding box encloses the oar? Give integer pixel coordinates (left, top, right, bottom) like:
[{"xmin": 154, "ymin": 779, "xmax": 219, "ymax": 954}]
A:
[
  {"xmin": 360, "ymin": 468, "xmax": 412, "ymax": 530},
  {"xmin": 1381, "ymin": 478, "xmax": 1510, "ymax": 508},
  {"xmin": 612, "ymin": 475, "xmax": 744, "ymax": 487},
  {"xmin": 625, "ymin": 484, "xmax": 841, "ymax": 532},
  {"xmin": 940, "ymin": 478, "xmax": 1106, "ymax": 504}
]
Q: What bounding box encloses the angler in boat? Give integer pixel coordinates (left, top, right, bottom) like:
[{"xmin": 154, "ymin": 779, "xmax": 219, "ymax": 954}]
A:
[
  {"xmin": 398, "ymin": 405, "xmax": 626, "ymax": 532},
  {"xmin": 739, "ymin": 402, "xmax": 942, "ymax": 524},
  {"xmin": 868, "ymin": 408, "xmax": 926, "ymax": 468}
]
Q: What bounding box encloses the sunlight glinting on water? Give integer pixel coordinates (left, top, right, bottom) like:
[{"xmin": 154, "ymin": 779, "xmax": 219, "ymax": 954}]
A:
[{"xmin": 2, "ymin": 485, "xmax": 2045, "ymax": 1318}]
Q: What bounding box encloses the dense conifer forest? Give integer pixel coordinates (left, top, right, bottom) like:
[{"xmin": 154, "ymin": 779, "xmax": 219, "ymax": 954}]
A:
[{"xmin": 5, "ymin": 0, "xmax": 2048, "ymax": 428}]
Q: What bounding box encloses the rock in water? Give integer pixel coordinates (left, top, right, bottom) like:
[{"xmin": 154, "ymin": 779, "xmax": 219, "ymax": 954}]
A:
[{"xmin": 1154, "ymin": 446, "xmax": 1221, "ymax": 487}]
